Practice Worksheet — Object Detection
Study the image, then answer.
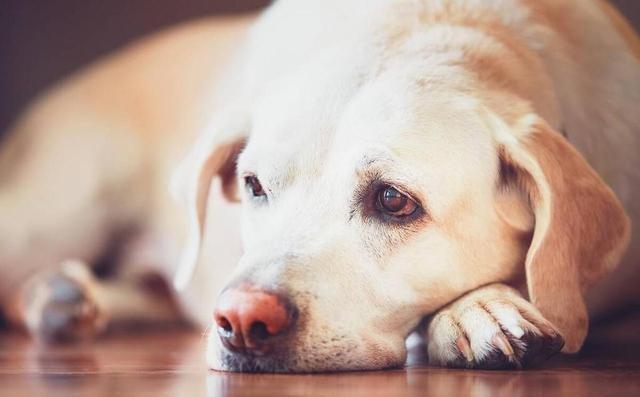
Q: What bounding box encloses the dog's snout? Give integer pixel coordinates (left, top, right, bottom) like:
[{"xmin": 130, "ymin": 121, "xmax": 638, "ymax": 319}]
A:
[{"xmin": 214, "ymin": 285, "xmax": 296, "ymax": 354}]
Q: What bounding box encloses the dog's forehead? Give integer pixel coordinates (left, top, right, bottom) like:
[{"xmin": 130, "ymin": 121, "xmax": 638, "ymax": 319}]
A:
[
  {"xmin": 329, "ymin": 73, "xmax": 499, "ymax": 211},
  {"xmin": 239, "ymin": 46, "xmax": 372, "ymax": 177},
  {"xmin": 338, "ymin": 71, "xmax": 470, "ymax": 142},
  {"xmin": 240, "ymin": 59, "xmax": 497, "ymax": 202}
]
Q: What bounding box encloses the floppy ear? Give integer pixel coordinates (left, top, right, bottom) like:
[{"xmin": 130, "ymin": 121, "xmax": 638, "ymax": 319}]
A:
[
  {"xmin": 495, "ymin": 115, "xmax": 630, "ymax": 353},
  {"xmin": 171, "ymin": 113, "xmax": 248, "ymax": 290}
]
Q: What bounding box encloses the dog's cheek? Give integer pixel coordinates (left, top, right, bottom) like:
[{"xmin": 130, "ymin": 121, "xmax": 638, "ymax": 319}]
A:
[{"xmin": 362, "ymin": 334, "xmax": 409, "ymax": 370}]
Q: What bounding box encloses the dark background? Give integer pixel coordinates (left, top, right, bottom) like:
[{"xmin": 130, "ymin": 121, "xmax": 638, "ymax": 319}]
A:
[{"xmin": 1, "ymin": 0, "xmax": 638, "ymax": 135}]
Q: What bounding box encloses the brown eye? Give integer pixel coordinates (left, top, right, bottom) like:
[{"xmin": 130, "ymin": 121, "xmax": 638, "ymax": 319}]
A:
[
  {"xmin": 377, "ymin": 186, "xmax": 418, "ymax": 216},
  {"xmin": 245, "ymin": 175, "xmax": 265, "ymax": 197}
]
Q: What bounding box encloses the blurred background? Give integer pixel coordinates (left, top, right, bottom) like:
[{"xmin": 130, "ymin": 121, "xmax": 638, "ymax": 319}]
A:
[{"xmin": 0, "ymin": 0, "xmax": 639, "ymax": 135}]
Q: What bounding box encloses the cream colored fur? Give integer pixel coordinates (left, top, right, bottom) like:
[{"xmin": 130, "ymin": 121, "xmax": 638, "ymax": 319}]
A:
[{"xmin": 0, "ymin": 0, "xmax": 638, "ymax": 372}]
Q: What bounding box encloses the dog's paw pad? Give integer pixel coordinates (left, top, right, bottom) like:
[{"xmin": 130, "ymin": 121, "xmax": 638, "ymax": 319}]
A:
[{"xmin": 22, "ymin": 260, "xmax": 106, "ymax": 343}]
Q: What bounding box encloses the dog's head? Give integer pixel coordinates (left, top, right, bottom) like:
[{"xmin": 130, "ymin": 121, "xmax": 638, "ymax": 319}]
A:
[{"xmin": 173, "ymin": 19, "xmax": 629, "ymax": 372}]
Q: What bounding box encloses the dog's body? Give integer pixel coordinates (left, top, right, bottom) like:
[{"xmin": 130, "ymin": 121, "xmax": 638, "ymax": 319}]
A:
[{"xmin": 1, "ymin": 0, "xmax": 638, "ymax": 371}]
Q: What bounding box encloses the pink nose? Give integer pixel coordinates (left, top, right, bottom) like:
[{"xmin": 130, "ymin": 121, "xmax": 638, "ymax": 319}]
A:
[{"xmin": 214, "ymin": 285, "xmax": 295, "ymax": 352}]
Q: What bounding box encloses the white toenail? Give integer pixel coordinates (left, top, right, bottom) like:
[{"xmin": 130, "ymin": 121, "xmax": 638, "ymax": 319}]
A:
[{"xmin": 509, "ymin": 326, "xmax": 525, "ymax": 338}]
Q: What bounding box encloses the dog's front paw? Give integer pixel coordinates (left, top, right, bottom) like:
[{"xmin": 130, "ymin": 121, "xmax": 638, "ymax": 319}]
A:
[
  {"xmin": 22, "ymin": 260, "xmax": 107, "ymax": 343},
  {"xmin": 426, "ymin": 284, "xmax": 564, "ymax": 369}
]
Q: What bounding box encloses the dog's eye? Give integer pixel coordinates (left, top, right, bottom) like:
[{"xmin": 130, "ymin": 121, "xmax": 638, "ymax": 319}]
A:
[
  {"xmin": 245, "ymin": 175, "xmax": 266, "ymax": 197},
  {"xmin": 376, "ymin": 185, "xmax": 417, "ymax": 217}
]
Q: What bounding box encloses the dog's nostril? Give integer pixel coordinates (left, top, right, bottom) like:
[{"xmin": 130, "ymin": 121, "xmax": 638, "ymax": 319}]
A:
[
  {"xmin": 249, "ymin": 321, "xmax": 270, "ymax": 342},
  {"xmin": 217, "ymin": 316, "xmax": 233, "ymax": 334}
]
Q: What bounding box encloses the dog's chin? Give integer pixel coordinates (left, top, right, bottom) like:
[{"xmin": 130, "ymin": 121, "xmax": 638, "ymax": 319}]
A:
[
  {"xmin": 217, "ymin": 351, "xmax": 297, "ymax": 373},
  {"xmin": 206, "ymin": 338, "xmax": 292, "ymax": 373},
  {"xmin": 207, "ymin": 337, "xmax": 406, "ymax": 373},
  {"xmin": 212, "ymin": 351, "xmax": 404, "ymax": 373}
]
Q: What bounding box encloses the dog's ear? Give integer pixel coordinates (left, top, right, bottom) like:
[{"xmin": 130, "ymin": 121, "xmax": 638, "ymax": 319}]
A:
[
  {"xmin": 494, "ymin": 115, "xmax": 630, "ymax": 352},
  {"xmin": 171, "ymin": 112, "xmax": 248, "ymax": 290}
]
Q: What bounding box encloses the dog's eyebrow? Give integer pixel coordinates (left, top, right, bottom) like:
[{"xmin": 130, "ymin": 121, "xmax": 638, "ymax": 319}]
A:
[
  {"xmin": 237, "ymin": 163, "xmax": 298, "ymax": 200},
  {"xmin": 354, "ymin": 154, "xmax": 395, "ymax": 178},
  {"xmin": 354, "ymin": 153, "xmax": 417, "ymax": 190},
  {"xmin": 353, "ymin": 151, "xmax": 428, "ymax": 204}
]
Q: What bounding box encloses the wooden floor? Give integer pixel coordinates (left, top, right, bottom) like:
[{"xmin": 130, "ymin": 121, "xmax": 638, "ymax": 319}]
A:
[{"xmin": 1, "ymin": 313, "xmax": 639, "ymax": 397}]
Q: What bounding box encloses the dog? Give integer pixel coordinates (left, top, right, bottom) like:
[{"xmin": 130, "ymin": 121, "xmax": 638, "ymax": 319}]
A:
[{"xmin": 0, "ymin": 0, "xmax": 638, "ymax": 372}]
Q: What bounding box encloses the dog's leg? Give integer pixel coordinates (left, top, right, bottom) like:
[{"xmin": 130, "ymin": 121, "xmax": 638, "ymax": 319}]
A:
[
  {"xmin": 424, "ymin": 284, "xmax": 565, "ymax": 369},
  {"xmin": 0, "ymin": 97, "xmax": 157, "ymax": 337},
  {"xmin": 6, "ymin": 260, "xmax": 109, "ymax": 341},
  {"xmin": 6, "ymin": 259, "xmax": 183, "ymax": 342}
]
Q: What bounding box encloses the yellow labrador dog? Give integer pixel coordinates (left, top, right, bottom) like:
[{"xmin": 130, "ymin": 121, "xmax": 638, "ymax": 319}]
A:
[{"xmin": 1, "ymin": 0, "xmax": 638, "ymax": 372}]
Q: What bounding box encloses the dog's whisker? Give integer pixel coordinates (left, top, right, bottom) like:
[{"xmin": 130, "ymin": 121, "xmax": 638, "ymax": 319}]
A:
[{"xmin": 201, "ymin": 323, "xmax": 213, "ymax": 340}]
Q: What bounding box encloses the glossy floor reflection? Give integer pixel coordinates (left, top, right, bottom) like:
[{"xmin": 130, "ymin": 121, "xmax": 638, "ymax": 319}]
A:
[{"xmin": 0, "ymin": 311, "xmax": 639, "ymax": 397}]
